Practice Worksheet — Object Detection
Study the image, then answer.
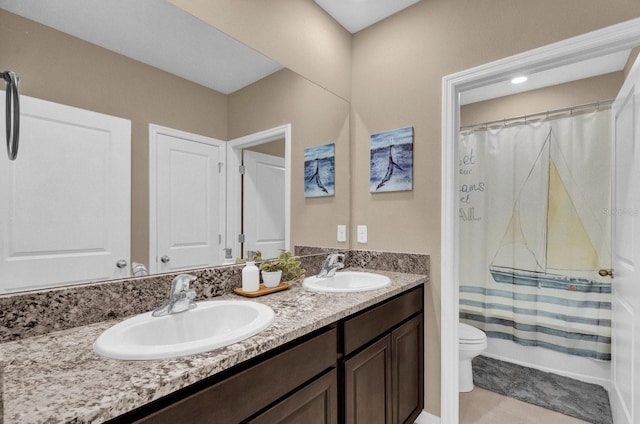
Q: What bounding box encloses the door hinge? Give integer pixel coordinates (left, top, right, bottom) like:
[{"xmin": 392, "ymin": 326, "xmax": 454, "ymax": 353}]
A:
[
  {"xmin": 219, "ymin": 234, "xmax": 222, "ymax": 244},
  {"xmin": 218, "ymin": 162, "xmax": 223, "ymax": 173},
  {"xmin": 238, "ymin": 233, "xmax": 245, "ymax": 243},
  {"xmin": 239, "ymin": 165, "xmax": 245, "ymax": 175}
]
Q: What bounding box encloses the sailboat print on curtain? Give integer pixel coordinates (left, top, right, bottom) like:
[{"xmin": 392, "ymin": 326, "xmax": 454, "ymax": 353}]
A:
[{"xmin": 489, "ymin": 128, "xmax": 610, "ymax": 294}]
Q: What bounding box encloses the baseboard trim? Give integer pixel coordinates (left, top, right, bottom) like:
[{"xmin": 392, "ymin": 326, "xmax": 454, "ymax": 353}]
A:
[{"xmin": 415, "ymin": 410, "xmax": 440, "ymax": 424}]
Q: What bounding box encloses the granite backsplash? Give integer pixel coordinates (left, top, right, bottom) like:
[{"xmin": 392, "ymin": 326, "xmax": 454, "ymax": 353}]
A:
[{"xmin": 0, "ymin": 248, "xmax": 429, "ymax": 343}]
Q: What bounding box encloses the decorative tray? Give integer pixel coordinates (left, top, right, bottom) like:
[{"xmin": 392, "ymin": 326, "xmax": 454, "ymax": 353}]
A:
[{"xmin": 233, "ymin": 282, "xmax": 291, "ymax": 297}]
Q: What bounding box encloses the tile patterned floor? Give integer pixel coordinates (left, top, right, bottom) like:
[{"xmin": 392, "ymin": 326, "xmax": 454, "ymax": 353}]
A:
[{"xmin": 460, "ymin": 387, "xmax": 590, "ymax": 424}]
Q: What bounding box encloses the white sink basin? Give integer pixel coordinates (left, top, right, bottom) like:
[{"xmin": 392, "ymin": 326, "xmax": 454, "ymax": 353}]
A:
[
  {"xmin": 303, "ymin": 271, "xmax": 391, "ymax": 293},
  {"xmin": 93, "ymin": 300, "xmax": 275, "ymax": 360}
]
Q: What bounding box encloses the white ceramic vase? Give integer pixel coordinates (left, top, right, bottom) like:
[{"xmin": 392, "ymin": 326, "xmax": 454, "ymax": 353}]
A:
[{"xmin": 261, "ymin": 270, "xmax": 282, "ymax": 288}]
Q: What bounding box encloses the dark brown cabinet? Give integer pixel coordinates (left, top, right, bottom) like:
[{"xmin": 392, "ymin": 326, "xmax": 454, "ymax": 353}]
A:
[
  {"xmin": 110, "ymin": 286, "xmax": 423, "ymax": 424},
  {"xmin": 344, "ymin": 336, "xmax": 393, "ymax": 424},
  {"xmin": 119, "ymin": 327, "xmax": 337, "ymax": 424},
  {"xmin": 391, "ymin": 315, "xmax": 424, "ymax": 424},
  {"xmin": 249, "ymin": 369, "xmax": 338, "ymax": 424},
  {"xmin": 342, "ymin": 287, "xmax": 424, "ymax": 424}
]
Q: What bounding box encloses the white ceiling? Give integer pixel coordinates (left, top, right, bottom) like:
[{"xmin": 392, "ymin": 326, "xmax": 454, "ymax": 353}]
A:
[
  {"xmin": 0, "ymin": 0, "xmax": 283, "ymax": 94},
  {"xmin": 314, "ymin": 0, "xmax": 421, "ymax": 33},
  {"xmin": 460, "ymin": 49, "xmax": 631, "ymax": 105}
]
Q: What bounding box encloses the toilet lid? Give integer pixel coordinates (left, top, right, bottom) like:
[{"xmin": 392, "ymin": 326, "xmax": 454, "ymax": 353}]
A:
[{"xmin": 459, "ymin": 322, "xmax": 486, "ymax": 342}]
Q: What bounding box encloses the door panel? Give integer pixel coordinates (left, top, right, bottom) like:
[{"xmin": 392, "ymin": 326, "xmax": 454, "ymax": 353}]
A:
[
  {"xmin": 344, "ymin": 336, "xmax": 392, "ymax": 424},
  {"xmin": 243, "ymin": 150, "xmax": 285, "ymax": 259},
  {"xmin": 392, "ymin": 315, "xmax": 424, "ymax": 424},
  {"xmin": 152, "ymin": 128, "xmax": 225, "ymax": 273},
  {"xmin": 0, "ymin": 94, "xmax": 130, "ymax": 292},
  {"xmin": 611, "ymin": 55, "xmax": 640, "ymax": 424}
]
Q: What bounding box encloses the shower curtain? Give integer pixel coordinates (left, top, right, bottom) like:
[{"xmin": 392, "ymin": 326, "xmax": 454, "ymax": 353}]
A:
[{"xmin": 458, "ymin": 109, "xmax": 612, "ymax": 360}]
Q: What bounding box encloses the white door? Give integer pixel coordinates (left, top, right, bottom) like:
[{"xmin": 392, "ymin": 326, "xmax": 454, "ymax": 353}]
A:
[
  {"xmin": 150, "ymin": 125, "xmax": 225, "ymax": 273},
  {"xmin": 243, "ymin": 150, "xmax": 285, "ymax": 259},
  {"xmin": 0, "ymin": 93, "xmax": 131, "ymax": 292},
  {"xmin": 610, "ymin": 55, "xmax": 640, "ymax": 424}
]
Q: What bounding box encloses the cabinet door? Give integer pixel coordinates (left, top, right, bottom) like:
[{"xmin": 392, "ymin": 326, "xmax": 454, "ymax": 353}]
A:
[
  {"xmin": 249, "ymin": 369, "xmax": 337, "ymax": 424},
  {"xmin": 344, "ymin": 336, "xmax": 392, "ymax": 424},
  {"xmin": 392, "ymin": 314, "xmax": 424, "ymax": 424}
]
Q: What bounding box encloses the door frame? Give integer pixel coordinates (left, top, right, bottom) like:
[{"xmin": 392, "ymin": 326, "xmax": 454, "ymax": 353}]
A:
[
  {"xmin": 227, "ymin": 124, "xmax": 291, "ymax": 259},
  {"xmin": 148, "ymin": 124, "xmax": 227, "ymax": 274},
  {"xmin": 441, "ymin": 18, "xmax": 640, "ymax": 424}
]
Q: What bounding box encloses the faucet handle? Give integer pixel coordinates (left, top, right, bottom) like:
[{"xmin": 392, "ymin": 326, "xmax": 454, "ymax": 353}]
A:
[
  {"xmin": 328, "ymin": 253, "xmax": 345, "ymax": 264},
  {"xmin": 170, "ymin": 274, "xmax": 197, "ymax": 294}
]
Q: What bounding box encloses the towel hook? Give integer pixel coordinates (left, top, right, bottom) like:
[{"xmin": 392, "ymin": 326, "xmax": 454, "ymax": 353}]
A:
[{"xmin": 1, "ymin": 70, "xmax": 20, "ymax": 160}]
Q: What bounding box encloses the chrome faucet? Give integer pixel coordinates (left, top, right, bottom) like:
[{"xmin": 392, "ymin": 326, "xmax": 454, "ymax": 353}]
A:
[
  {"xmin": 152, "ymin": 274, "xmax": 197, "ymax": 317},
  {"xmin": 317, "ymin": 253, "xmax": 345, "ymax": 278}
]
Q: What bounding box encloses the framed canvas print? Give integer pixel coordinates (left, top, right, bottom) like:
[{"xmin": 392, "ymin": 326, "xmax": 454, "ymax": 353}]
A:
[
  {"xmin": 370, "ymin": 126, "xmax": 413, "ymax": 192},
  {"xmin": 304, "ymin": 143, "xmax": 335, "ymax": 197}
]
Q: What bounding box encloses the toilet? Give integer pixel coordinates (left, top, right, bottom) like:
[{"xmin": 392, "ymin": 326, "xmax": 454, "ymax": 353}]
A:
[{"xmin": 458, "ymin": 322, "xmax": 487, "ymax": 392}]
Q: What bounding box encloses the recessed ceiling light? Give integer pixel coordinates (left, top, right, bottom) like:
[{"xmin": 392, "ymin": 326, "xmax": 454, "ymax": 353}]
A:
[{"xmin": 511, "ymin": 76, "xmax": 528, "ymax": 84}]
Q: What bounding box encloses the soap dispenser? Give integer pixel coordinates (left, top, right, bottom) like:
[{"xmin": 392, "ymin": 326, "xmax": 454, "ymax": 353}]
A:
[{"xmin": 242, "ymin": 251, "xmax": 260, "ymax": 292}]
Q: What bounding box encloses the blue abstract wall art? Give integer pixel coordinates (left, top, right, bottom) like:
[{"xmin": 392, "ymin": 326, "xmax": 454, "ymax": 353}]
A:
[
  {"xmin": 370, "ymin": 126, "xmax": 413, "ymax": 192},
  {"xmin": 304, "ymin": 143, "xmax": 335, "ymax": 198}
]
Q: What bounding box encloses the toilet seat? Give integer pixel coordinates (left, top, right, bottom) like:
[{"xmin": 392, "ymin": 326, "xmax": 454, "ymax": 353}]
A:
[{"xmin": 459, "ymin": 322, "xmax": 487, "ymax": 345}]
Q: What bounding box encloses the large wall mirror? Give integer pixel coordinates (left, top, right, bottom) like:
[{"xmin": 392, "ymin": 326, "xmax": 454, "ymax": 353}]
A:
[{"xmin": 0, "ymin": 1, "xmax": 351, "ymax": 293}]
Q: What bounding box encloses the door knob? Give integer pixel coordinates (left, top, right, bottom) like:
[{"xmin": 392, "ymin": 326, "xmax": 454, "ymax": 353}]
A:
[
  {"xmin": 116, "ymin": 259, "xmax": 128, "ymax": 269},
  {"xmin": 161, "ymin": 255, "xmax": 171, "ymax": 263},
  {"xmin": 598, "ymin": 269, "xmax": 614, "ymax": 278}
]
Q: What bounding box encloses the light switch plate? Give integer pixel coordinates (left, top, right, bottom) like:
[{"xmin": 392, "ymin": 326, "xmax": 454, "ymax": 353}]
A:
[
  {"xmin": 357, "ymin": 225, "xmax": 367, "ymax": 243},
  {"xmin": 337, "ymin": 225, "xmax": 347, "ymax": 242}
]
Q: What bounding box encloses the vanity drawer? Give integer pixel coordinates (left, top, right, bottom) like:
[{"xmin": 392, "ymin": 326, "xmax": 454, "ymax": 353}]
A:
[
  {"xmin": 342, "ymin": 286, "xmax": 422, "ymax": 356},
  {"xmin": 135, "ymin": 326, "xmax": 337, "ymax": 424}
]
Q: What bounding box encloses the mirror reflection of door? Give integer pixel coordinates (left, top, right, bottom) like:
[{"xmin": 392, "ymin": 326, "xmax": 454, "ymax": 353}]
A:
[
  {"xmin": 0, "ymin": 94, "xmax": 131, "ymax": 292},
  {"xmin": 150, "ymin": 125, "xmax": 226, "ymax": 274},
  {"xmin": 242, "ymin": 140, "xmax": 286, "ymax": 259}
]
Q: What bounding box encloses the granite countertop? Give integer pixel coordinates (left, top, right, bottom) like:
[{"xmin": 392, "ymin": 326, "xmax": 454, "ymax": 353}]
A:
[{"xmin": 1, "ymin": 269, "xmax": 426, "ymax": 424}]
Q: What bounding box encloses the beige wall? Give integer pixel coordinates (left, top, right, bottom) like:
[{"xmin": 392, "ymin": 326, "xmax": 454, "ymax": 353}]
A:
[
  {"xmin": 229, "ymin": 69, "xmax": 350, "ymax": 250},
  {"xmin": 246, "ymin": 139, "xmax": 286, "ymax": 158},
  {"xmin": 461, "ymin": 72, "xmax": 624, "ymax": 127},
  {"xmin": 351, "ymin": 0, "xmax": 640, "ymax": 415},
  {"xmin": 169, "ymin": 0, "xmax": 352, "ymax": 101},
  {"xmin": 0, "ymin": 10, "xmax": 228, "ymax": 265}
]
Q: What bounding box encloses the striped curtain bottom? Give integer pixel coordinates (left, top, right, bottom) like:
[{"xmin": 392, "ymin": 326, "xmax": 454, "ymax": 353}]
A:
[{"xmin": 460, "ymin": 285, "xmax": 611, "ymax": 361}]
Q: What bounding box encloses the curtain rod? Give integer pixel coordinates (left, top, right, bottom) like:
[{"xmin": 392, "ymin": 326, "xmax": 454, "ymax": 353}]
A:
[{"xmin": 460, "ymin": 98, "xmax": 614, "ymax": 132}]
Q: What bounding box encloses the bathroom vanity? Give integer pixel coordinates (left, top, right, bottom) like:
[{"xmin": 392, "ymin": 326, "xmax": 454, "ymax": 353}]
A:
[
  {"xmin": 111, "ymin": 285, "xmax": 423, "ymax": 424},
  {"xmin": 1, "ymin": 268, "xmax": 425, "ymax": 424}
]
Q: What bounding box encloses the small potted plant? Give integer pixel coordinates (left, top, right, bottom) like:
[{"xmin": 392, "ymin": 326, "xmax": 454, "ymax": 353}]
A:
[{"xmin": 259, "ymin": 250, "xmax": 305, "ymax": 288}]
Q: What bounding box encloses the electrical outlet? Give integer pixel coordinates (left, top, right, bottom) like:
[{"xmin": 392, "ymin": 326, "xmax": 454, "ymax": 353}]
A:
[
  {"xmin": 357, "ymin": 225, "xmax": 367, "ymax": 243},
  {"xmin": 337, "ymin": 225, "xmax": 347, "ymax": 242}
]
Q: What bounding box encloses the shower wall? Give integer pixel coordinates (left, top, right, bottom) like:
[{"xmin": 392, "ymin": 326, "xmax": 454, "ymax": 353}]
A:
[{"xmin": 460, "ymin": 72, "xmax": 624, "ymax": 388}]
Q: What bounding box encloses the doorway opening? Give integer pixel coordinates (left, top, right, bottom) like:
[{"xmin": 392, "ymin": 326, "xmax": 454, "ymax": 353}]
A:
[
  {"xmin": 227, "ymin": 124, "xmax": 291, "ymax": 261},
  {"xmin": 441, "ymin": 18, "xmax": 640, "ymax": 424}
]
